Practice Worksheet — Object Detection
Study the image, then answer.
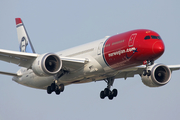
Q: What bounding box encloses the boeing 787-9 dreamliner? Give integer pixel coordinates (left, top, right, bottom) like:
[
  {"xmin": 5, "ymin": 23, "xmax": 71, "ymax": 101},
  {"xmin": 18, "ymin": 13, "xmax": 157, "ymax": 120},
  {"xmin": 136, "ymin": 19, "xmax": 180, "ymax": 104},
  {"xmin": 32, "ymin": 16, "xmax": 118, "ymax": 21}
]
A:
[{"xmin": 0, "ymin": 18, "xmax": 179, "ymax": 100}]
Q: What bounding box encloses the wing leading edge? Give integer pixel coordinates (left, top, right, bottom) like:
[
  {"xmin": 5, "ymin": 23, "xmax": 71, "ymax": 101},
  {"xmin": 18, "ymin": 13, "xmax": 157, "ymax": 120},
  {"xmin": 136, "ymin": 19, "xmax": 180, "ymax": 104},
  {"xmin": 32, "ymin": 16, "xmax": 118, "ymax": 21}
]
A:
[{"xmin": 0, "ymin": 49, "xmax": 88, "ymax": 74}]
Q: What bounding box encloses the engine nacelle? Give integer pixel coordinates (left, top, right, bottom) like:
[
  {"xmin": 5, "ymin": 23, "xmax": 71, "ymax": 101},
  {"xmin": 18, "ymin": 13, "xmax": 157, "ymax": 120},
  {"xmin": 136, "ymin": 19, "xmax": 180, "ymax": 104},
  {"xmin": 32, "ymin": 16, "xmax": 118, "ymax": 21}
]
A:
[
  {"xmin": 32, "ymin": 53, "xmax": 62, "ymax": 76},
  {"xmin": 141, "ymin": 64, "xmax": 171, "ymax": 87}
]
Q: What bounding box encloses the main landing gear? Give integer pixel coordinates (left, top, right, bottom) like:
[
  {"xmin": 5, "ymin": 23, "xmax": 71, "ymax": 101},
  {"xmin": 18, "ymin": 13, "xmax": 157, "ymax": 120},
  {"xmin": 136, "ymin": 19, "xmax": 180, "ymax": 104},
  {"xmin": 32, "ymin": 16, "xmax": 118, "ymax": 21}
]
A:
[
  {"xmin": 100, "ymin": 77, "xmax": 118, "ymax": 100},
  {"xmin": 47, "ymin": 71, "xmax": 67, "ymax": 95},
  {"xmin": 47, "ymin": 80, "xmax": 64, "ymax": 95},
  {"xmin": 142, "ymin": 60, "xmax": 154, "ymax": 76}
]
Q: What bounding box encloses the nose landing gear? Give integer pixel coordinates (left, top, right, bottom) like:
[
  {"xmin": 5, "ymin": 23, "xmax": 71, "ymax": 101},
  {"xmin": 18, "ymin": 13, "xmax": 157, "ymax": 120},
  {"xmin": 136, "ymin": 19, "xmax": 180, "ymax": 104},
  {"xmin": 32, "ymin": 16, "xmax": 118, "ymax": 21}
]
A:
[{"xmin": 143, "ymin": 60, "xmax": 154, "ymax": 76}]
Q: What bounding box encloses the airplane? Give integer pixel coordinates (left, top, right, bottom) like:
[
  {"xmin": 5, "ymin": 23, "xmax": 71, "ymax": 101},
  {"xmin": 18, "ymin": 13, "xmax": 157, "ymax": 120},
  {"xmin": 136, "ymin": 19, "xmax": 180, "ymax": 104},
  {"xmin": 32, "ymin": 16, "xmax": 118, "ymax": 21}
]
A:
[{"xmin": 0, "ymin": 18, "xmax": 179, "ymax": 100}]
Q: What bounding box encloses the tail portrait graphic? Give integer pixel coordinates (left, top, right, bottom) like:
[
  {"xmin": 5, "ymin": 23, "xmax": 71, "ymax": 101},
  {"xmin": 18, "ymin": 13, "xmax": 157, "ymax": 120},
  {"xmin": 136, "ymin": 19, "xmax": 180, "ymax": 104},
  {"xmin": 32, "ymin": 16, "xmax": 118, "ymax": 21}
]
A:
[
  {"xmin": 20, "ymin": 37, "xmax": 28, "ymax": 52},
  {"xmin": 16, "ymin": 18, "xmax": 35, "ymax": 53}
]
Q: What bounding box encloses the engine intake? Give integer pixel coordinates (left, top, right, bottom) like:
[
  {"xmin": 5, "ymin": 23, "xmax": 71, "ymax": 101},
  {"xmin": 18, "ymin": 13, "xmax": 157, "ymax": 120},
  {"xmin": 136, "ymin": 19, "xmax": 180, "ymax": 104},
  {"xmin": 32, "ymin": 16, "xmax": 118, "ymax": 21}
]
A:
[
  {"xmin": 32, "ymin": 53, "xmax": 62, "ymax": 76},
  {"xmin": 141, "ymin": 64, "xmax": 171, "ymax": 87}
]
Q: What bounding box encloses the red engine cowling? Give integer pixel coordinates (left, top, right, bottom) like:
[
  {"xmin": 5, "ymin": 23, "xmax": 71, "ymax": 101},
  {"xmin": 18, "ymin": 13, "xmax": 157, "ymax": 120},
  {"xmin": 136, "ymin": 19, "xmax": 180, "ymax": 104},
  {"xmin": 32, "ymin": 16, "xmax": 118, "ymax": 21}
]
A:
[
  {"xmin": 32, "ymin": 53, "xmax": 62, "ymax": 76},
  {"xmin": 141, "ymin": 64, "xmax": 171, "ymax": 87}
]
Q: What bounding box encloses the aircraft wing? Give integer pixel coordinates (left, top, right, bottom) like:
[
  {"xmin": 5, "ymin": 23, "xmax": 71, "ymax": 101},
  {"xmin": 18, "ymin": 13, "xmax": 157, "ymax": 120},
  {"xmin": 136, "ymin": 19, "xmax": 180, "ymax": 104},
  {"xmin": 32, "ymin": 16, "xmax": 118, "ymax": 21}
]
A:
[
  {"xmin": 114, "ymin": 65, "xmax": 180, "ymax": 79},
  {"xmin": 0, "ymin": 49, "xmax": 87, "ymax": 72},
  {"xmin": 0, "ymin": 49, "xmax": 38, "ymax": 68}
]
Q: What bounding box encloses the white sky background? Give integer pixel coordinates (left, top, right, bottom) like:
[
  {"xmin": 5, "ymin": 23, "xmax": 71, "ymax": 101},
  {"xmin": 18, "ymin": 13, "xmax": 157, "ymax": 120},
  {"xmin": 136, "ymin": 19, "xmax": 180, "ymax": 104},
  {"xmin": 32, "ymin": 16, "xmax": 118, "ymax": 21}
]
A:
[{"xmin": 0, "ymin": 0, "xmax": 180, "ymax": 120}]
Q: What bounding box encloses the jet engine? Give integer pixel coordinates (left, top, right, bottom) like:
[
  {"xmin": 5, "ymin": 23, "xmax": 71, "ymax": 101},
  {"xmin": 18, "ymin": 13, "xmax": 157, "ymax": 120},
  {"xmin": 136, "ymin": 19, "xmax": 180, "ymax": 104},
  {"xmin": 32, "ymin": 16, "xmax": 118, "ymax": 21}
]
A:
[
  {"xmin": 141, "ymin": 64, "xmax": 171, "ymax": 87},
  {"xmin": 32, "ymin": 53, "xmax": 62, "ymax": 76}
]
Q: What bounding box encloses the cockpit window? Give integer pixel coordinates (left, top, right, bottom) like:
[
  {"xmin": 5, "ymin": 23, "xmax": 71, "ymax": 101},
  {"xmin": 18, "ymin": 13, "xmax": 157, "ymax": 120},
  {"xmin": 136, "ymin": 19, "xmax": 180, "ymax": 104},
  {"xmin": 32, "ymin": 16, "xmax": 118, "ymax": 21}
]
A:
[
  {"xmin": 144, "ymin": 36, "xmax": 150, "ymax": 40},
  {"xmin": 144, "ymin": 35, "xmax": 162, "ymax": 40},
  {"xmin": 157, "ymin": 36, "xmax": 162, "ymax": 40},
  {"xmin": 151, "ymin": 35, "xmax": 158, "ymax": 39}
]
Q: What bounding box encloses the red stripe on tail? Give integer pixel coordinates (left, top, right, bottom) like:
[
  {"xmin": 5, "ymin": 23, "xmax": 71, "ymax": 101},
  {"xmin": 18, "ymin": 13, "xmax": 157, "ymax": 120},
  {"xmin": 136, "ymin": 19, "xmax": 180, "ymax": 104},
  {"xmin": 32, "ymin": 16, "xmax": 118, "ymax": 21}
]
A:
[{"xmin": 15, "ymin": 18, "xmax": 22, "ymax": 25}]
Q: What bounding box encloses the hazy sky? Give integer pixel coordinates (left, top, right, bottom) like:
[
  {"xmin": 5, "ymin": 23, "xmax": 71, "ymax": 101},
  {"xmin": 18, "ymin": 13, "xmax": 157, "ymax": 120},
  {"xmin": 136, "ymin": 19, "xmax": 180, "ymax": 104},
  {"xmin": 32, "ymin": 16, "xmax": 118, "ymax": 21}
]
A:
[{"xmin": 0, "ymin": 0, "xmax": 180, "ymax": 120}]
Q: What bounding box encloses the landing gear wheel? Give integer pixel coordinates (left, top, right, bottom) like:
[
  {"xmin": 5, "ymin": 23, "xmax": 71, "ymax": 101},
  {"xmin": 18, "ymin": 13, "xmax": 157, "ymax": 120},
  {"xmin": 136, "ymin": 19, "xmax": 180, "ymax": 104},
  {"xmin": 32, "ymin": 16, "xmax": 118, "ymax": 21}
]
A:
[
  {"xmin": 47, "ymin": 82, "xmax": 65, "ymax": 95},
  {"xmin": 108, "ymin": 92, "xmax": 114, "ymax": 100},
  {"xmin": 112, "ymin": 89, "xmax": 118, "ymax": 97},
  {"xmin": 100, "ymin": 77, "xmax": 118, "ymax": 100},
  {"xmin": 143, "ymin": 70, "xmax": 151, "ymax": 76},
  {"xmin": 147, "ymin": 70, "xmax": 151, "ymax": 76},
  {"xmin": 55, "ymin": 89, "xmax": 61, "ymax": 95},
  {"xmin": 47, "ymin": 86, "xmax": 52, "ymax": 94},
  {"xmin": 51, "ymin": 83, "xmax": 56, "ymax": 91},
  {"xmin": 100, "ymin": 91, "xmax": 105, "ymax": 99},
  {"xmin": 143, "ymin": 70, "xmax": 147, "ymax": 76},
  {"xmin": 104, "ymin": 88, "xmax": 110, "ymax": 96}
]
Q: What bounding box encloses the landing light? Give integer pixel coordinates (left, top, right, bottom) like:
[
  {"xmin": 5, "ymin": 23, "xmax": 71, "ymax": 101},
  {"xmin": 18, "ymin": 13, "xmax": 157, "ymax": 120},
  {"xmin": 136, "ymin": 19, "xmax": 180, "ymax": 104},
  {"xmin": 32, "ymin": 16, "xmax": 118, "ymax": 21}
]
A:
[{"xmin": 146, "ymin": 31, "xmax": 151, "ymax": 33}]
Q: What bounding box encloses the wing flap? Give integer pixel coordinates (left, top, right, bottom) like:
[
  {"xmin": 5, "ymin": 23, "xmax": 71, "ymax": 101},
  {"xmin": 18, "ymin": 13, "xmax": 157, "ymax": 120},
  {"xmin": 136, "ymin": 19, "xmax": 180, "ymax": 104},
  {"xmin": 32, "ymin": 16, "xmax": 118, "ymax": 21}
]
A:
[
  {"xmin": 115, "ymin": 67, "xmax": 144, "ymax": 79},
  {"xmin": 61, "ymin": 57, "xmax": 89, "ymax": 71}
]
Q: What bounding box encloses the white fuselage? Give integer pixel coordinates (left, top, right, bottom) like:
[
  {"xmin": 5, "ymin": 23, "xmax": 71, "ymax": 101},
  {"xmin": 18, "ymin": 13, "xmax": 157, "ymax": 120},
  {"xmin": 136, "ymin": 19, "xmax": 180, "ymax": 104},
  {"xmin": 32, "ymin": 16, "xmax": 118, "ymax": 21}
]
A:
[{"xmin": 13, "ymin": 37, "xmax": 113, "ymax": 89}]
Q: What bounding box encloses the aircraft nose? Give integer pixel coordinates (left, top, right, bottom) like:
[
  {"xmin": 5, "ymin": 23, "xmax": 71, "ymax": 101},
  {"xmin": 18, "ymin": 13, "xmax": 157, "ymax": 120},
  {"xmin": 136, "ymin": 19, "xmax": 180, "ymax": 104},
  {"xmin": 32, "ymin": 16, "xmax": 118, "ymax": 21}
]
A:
[{"xmin": 152, "ymin": 41, "xmax": 165, "ymax": 56}]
